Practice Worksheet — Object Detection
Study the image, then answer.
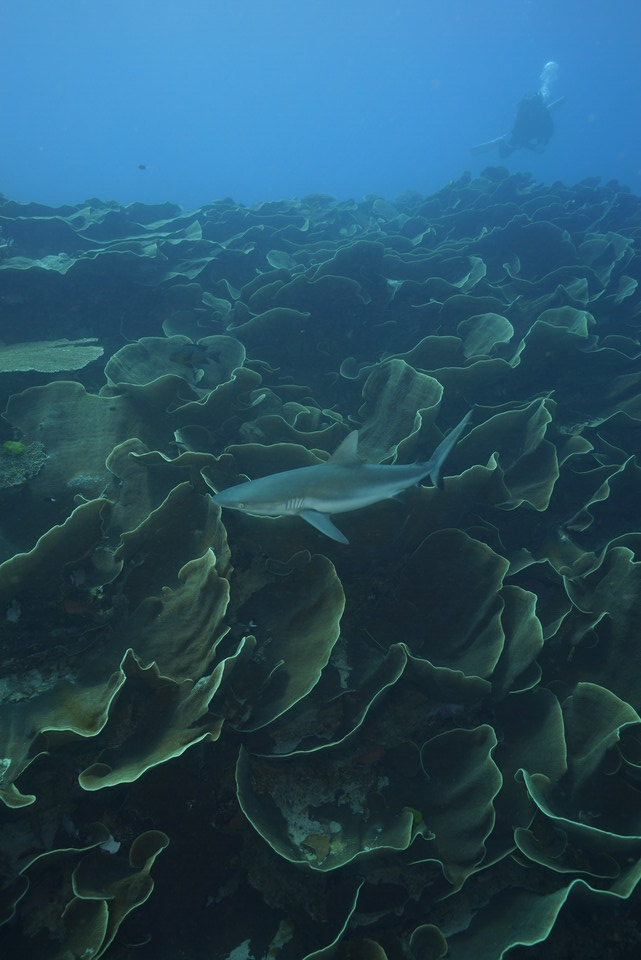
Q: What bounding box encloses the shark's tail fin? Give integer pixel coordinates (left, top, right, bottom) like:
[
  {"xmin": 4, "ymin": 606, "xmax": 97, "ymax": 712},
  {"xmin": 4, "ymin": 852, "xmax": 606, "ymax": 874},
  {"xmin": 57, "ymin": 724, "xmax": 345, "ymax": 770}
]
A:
[{"xmin": 428, "ymin": 411, "xmax": 472, "ymax": 489}]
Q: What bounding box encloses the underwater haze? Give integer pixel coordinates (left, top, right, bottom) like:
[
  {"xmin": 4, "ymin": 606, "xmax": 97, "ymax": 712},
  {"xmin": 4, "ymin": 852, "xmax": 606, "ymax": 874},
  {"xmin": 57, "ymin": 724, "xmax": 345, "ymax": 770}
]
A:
[
  {"xmin": 1, "ymin": 0, "xmax": 640, "ymax": 207},
  {"xmin": 4, "ymin": 3, "xmax": 641, "ymax": 960}
]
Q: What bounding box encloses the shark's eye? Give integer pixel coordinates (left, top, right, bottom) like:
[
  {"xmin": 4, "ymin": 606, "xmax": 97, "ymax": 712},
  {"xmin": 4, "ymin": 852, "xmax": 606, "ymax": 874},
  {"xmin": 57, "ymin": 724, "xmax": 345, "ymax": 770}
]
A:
[{"xmin": 238, "ymin": 502, "xmax": 245, "ymax": 509}]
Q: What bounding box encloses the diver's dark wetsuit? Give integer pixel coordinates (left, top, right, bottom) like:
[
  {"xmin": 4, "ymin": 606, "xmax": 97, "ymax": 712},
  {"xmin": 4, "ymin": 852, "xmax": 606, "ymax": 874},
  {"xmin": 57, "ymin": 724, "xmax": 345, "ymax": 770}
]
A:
[{"xmin": 499, "ymin": 92, "xmax": 554, "ymax": 158}]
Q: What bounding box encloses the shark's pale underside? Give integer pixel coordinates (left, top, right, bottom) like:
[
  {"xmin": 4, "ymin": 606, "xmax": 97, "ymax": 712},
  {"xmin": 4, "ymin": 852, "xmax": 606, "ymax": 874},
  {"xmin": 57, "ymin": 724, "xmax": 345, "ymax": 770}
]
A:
[{"xmin": 211, "ymin": 411, "xmax": 471, "ymax": 543}]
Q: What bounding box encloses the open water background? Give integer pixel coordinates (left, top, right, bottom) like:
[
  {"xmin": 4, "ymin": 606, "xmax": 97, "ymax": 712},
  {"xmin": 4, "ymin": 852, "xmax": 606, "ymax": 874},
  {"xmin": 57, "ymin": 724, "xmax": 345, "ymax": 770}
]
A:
[{"xmin": 1, "ymin": 0, "xmax": 640, "ymax": 209}]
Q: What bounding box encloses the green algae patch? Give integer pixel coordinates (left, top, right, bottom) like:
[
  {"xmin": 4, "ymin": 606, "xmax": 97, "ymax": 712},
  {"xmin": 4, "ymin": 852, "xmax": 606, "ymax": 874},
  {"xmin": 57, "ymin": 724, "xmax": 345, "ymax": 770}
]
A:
[{"xmin": 2, "ymin": 440, "xmax": 24, "ymax": 455}]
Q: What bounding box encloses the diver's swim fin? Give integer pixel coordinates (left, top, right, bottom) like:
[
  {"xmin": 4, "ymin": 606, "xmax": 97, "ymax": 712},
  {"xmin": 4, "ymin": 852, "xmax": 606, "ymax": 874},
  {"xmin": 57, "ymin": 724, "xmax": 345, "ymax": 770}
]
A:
[
  {"xmin": 547, "ymin": 96, "xmax": 566, "ymax": 112},
  {"xmin": 470, "ymin": 135, "xmax": 507, "ymax": 156}
]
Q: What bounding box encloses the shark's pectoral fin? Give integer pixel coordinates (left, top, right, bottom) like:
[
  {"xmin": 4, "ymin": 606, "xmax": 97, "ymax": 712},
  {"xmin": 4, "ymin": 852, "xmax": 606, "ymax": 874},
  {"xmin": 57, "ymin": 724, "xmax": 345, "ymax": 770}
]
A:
[{"xmin": 299, "ymin": 510, "xmax": 349, "ymax": 544}]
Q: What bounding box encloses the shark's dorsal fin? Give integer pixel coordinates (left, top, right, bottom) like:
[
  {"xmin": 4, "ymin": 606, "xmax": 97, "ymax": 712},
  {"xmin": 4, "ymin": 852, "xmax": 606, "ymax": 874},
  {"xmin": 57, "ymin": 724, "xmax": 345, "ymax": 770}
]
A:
[{"xmin": 327, "ymin": 430, "xmax": 362, "ymax": 467}]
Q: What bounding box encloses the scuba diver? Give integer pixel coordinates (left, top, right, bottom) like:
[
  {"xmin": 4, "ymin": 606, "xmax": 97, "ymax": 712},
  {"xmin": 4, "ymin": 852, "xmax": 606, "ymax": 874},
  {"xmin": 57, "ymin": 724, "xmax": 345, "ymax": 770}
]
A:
[{"xmin": 472, "ymin": 61, "xmax": 565, "ymax": 158}]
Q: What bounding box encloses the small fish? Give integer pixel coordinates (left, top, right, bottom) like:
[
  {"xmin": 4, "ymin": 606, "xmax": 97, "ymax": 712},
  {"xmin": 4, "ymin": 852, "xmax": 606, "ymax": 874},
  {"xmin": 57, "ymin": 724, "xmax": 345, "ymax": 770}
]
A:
[
  {"xmin": 61, "ymin": 598, "xmax": 93, "ymax": 618},
  {"xmin": 169, "ymin": 344, "xmax": 221, "ymax": 371},
  {"xmin": 138, "ymin": 163, "xmax": 147, "ymax": 170},
  {"xmin": 212, "ymin": 411, "xmax": 471, "ymax": 543},
  {"xmin": 6, "ymin": 598, "xmax": 21, "ymax": 623}
]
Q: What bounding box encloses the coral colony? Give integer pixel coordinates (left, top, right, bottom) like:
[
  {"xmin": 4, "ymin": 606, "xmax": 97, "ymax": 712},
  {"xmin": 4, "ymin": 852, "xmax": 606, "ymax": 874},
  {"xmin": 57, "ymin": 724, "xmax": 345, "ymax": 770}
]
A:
[{"xmin": 1, "ymin": 174, "xmax": 641, "ymax": 957}]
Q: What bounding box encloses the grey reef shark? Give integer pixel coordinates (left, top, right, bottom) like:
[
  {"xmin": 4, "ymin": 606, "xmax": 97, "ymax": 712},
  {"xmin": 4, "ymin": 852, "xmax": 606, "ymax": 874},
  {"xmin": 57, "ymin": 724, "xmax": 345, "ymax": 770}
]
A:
[{"xmin": 211, "ymin": 411, "xmax": 471, "ymax": 544}]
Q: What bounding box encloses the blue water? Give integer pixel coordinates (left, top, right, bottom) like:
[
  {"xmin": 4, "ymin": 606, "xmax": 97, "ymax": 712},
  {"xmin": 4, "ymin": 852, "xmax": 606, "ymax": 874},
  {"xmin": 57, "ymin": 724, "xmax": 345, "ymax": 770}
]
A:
[{"xmin": 2, "ymin": 0, "xmax": 639, "ymax": 209}]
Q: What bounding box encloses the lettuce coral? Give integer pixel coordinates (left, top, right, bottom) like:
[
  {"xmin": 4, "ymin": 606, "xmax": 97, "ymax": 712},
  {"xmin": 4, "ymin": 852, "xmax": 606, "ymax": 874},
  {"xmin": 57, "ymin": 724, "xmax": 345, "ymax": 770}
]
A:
[{"xmin": 1, "ymin": 172, "xmax": 641, "ymax": 959}]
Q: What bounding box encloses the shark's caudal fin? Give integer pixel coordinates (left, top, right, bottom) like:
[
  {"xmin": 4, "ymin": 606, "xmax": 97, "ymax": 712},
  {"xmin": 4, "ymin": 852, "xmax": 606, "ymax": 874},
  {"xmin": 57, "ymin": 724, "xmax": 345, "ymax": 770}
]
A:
[{"xmin": 427, "ymin": 411, "xmax": 472, "ymax": 489}]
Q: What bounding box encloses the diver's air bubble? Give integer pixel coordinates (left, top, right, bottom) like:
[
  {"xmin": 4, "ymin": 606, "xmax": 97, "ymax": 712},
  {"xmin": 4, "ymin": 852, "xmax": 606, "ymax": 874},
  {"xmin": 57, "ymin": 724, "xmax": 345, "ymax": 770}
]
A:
[{"xmin": 539, "ymin": 61, "xmax": 559, "ymax": 102}]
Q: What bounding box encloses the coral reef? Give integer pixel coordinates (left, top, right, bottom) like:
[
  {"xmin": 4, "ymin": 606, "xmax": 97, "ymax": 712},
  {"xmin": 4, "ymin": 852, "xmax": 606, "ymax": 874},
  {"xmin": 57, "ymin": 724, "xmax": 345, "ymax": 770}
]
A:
[
  {"xmin": 0, "ymin": 338, "xmax": 103, "ymax": 372},
  {"xmin": 1, "ymin": 171, "xmax": 641, "ymax": 957}
]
